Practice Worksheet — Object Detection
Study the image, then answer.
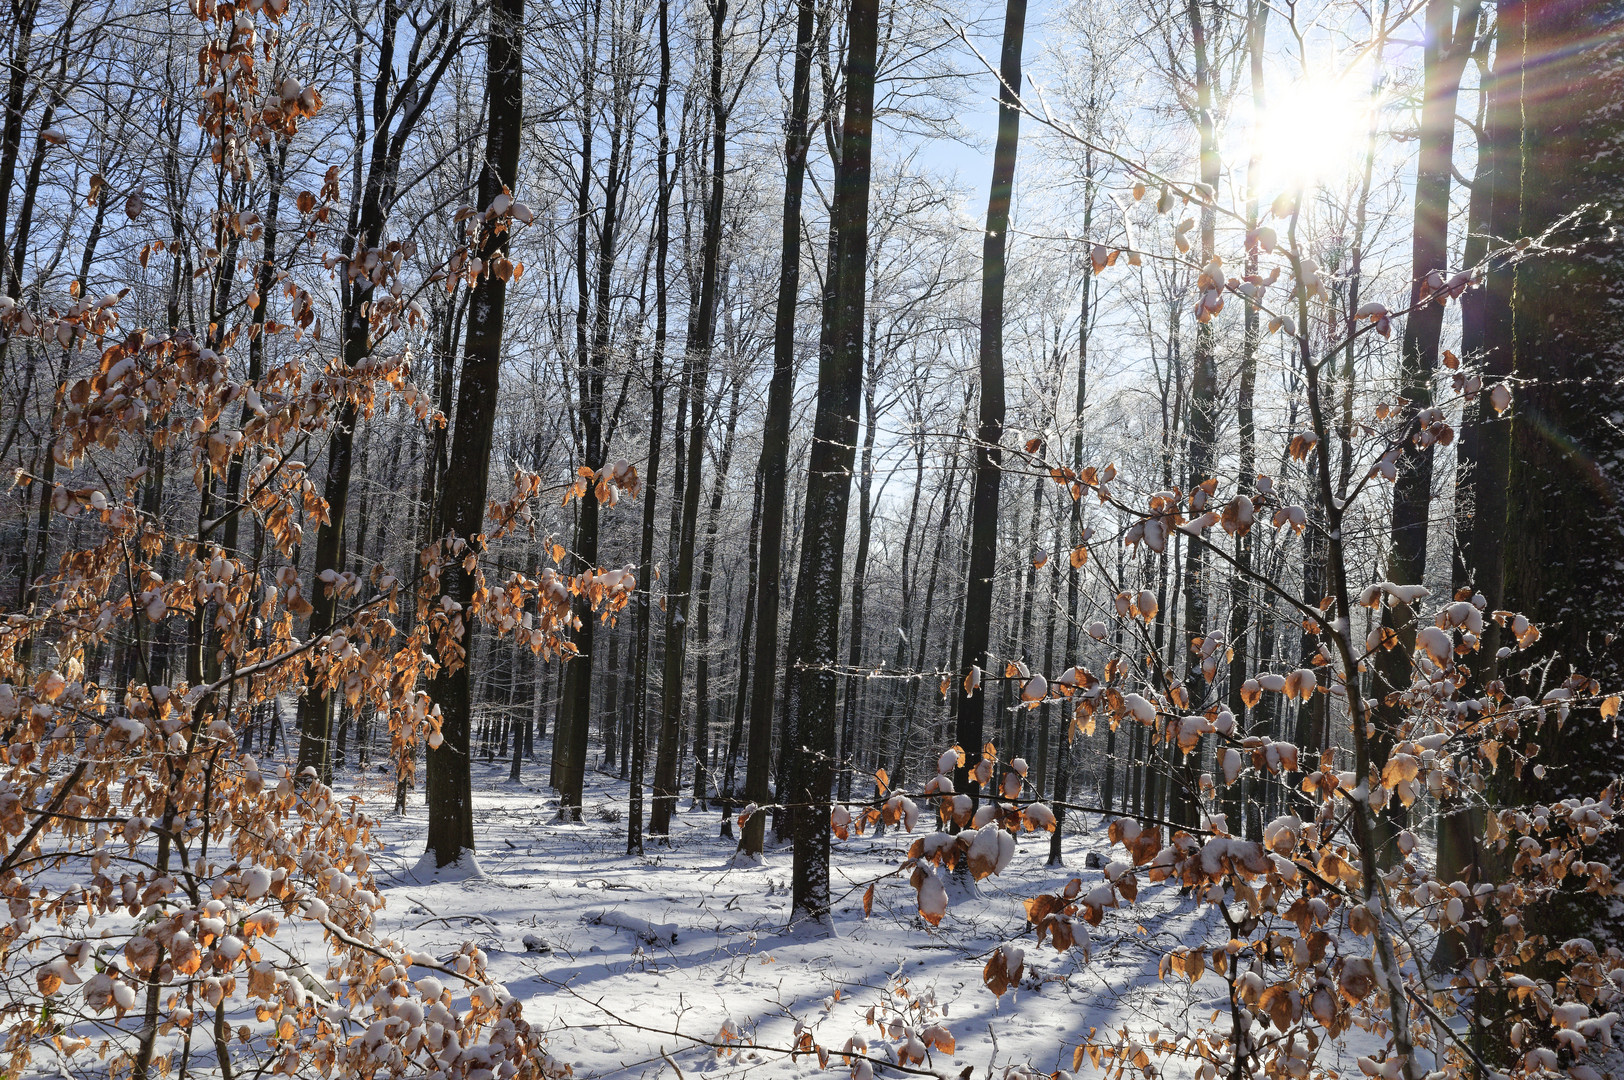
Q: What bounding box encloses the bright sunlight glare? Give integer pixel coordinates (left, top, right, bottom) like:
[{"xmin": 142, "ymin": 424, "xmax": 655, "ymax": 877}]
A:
[{"xmin": 1252, "ymin": 75, "xmax": 1373, "ymax": 190}]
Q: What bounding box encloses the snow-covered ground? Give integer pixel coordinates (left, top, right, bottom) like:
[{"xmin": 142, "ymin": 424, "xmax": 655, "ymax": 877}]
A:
[{"xmin": 347, "ymin": 758, "xmax": 1370, "ymax": 1080}]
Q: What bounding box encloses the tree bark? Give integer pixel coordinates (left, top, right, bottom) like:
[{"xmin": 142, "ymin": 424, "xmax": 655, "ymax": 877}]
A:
[
  {"xmin": 1491, "ymin": 0, "xmax": 1624, "ymax": 947},
  {"xmin": 836, "ymin": 362, "xmax": 880, "ymax": 799},
  {"xmin": 1050, "ymin": 214, "xmax": 1089, "ymax": 866},
  {"xmin": 692, "ymin": 377, "xmax": 743, "ymax": 809},
  {"xmin": 628, "ymin": 0, "xmax": 674, "ymax": 856},
  {"xmin": 1373, "ymin": 0, "xmax": 1480, "ymax": 856},
  {"xmin": 740, "ymin": 0, "xmax": 815, "ymax": 858},
  {"xmin": 957, "ymin": 0, "xmax": 1027, "ymax": 818},
  {"xmin": 0, "ymin": 0, "xmax": 42, "ymax": 289},
  {"xmin": 557, "ymin": 12, "xmax": 638, "ymax": 817},
  {"xmin": 1175, "ymin": 0, "xmax": 1221, "ymax": 830},
  {"xmin": 299, "ymin": 0, "xmax": 464, "ymax": 780},
  {"xmin": 719, "ymin": 467, "xmax": 762, "ymax": 835},
  {"xmin": 651, "ymin": 0, "xmax": 728, "ymax": 837},
  {"xmin": 1437, "ymin": 14, "xmax": 1507, "ymax": 961},
  {"xmin": 780, "ymin": 0, "xmax": 880, "ymax": 928},
  {"xmin": 423, "ymin": 0, "xmax": 523, "ymax": 869},
  {"xmin": 1225, "ymin": 0, "xmax": 1267, "ymax": 841}
]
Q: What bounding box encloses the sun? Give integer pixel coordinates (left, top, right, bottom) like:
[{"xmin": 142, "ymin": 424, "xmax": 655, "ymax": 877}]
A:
[{"xmin": 1250, "ymin": 75, "xmax": 1373, "ymax": 191}]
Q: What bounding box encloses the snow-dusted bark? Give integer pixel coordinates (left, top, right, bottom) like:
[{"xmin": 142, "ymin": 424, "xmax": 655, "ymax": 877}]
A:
[{"xmin": 1489, "ymin": 0, "xmax": 1624, "ymax": 944}]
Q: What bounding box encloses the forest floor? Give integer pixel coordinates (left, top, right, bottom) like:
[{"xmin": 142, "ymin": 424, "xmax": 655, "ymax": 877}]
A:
[{"xmin": 348, "ymin": 757, "xmax": 1369, "ymax": 1080}]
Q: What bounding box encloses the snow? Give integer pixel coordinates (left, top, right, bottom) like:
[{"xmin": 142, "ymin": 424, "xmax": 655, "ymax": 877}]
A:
[
  {"xmin": 327, "ymin": 758, "xmax": 1379, "ymax": 1079},
  {"xmin": 582, "ymin": 908, "xmax": 680, "ymax": 946},
  {"xmin": 408, "ymin": 846, "xmax": 487, "ymax": 883}
]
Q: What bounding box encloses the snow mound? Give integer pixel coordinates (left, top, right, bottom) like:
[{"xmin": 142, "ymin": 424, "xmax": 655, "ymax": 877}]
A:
[{"xmin": 407, "ymin": 848, "xmax": 486, "ymax": 883}]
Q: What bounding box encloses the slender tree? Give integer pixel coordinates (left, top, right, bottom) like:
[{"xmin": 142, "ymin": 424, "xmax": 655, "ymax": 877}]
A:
[
  {"xmin": 298, "ymin": 0, "xmax": 469, "ymax": 780},
  {"xmin": 1225, "ymin": 0, "xmax": 1267, "ymax": 842},
  {"xmin": 739, "ymin": 0, "xmax": 815, "ymax": 858},
  {"xmin": 1373, "ymin": 0, "xmax": 1481, "ymax": 854},
  {"xmin": 1051, "ymin": 180, "xmax": 1089, "ymax": 866},
  {"xmin": 628, "ymin": 0, "xmax": 675, "ymax": 856},
  {"xmin": 779, "ymin": 0, "xmax": 881, "ymax": 928},
  {"xmin": 424, "ymin": 0, "xmax": 524, "ymax": 869},
  {"xmin": 556, "ymin": 6, "xmax": 641, "ymax": 819},
  {"xmin": 651, "ymin": 0, "xmax": 728, "ymax": 837},
  {"xmin": 956, "ymin": 0, "xmax": 1028, "ymax": 813},
  {"xmin": 691, "ymin": 375, "xmax": 743, "ymax": 808},
  {"xmin": 1174, "ymin": 0, "xmax": 1221, "ymax": 830}
]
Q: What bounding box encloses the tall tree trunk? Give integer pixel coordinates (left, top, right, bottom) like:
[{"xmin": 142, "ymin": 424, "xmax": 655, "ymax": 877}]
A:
[
  {"xmin": 957, "ymin": 0, "xmax": 1027, "ymax": 819},
  {"xmin": 602, "ymin": 628, "xmax": 620, "ymax": 771},
  {"xmin": 1374, "ymin": 0, "xmax": 1480, "ymax": 856},
  {"xmin": 836, "ymin": 366, "xmax": 880, "ymax": 800},
  {"xmin": 0, "ymin": 0, "xmax": 42, "ymax": 289},
  {"xmin": 423, "ymin": 0, "xmax": 523, "ymax": 869},
  {"xmin": 415, "ymin": 284, "xmax": 468, "ymax": 564},
  {"xmin": 651, "ymin": 0, "xmax": 727, "ymax": 837},
  {"xmin": 780, "ymin": 0, "xmax": 880, "ymax": 929},
  {"xmin": 298, "ymin": 0, "xmax": 464, "ymax": 779},
  {"xmin": 1492, "ymin": 0, "xmax": 1624, "ymax": 947},
  {"xmin": 740, "ymin": 0, "xmax": 815, "ymax": 858},
  {"xmin": 552, "ymin": 13, "xmax": 599, "ymax": 800},
  {"xmin": 1050, "ymin": 217, "xmax": 1089, "ymax": 866},
  {"xmin": 1011, "ymin": 475, "xmax": 1043, "ymax": 755},
  {"xmin": 1037, "ymin": 515, "xmax": 1059, "ymax": 798},
  {"xmin": 1174, "ymin": 0, "xmax": 1221, "ymax": 830},
  {"xmin": 223, "ymin": 142, "xmax": 289, "ymax": 558},
  {"xmin": 692, "ymin": 377, "xmax": 743, "ymax": 809},
  {"xmin": 6, "ymin": 41, "xmax": 71, "ymax": 302},
  {"xmin": 514, "ymin": 546, "xmax": 541, "ymax": 783},
  {"xmin": 879, "ymin": 435, "xmax": 928, "ymax": 801},
  {"xmin": 558, "ymin": 14, "xmax": 637, "ymax": 818},
  {"xmin": 628, "ymin": 0, "xmax": 674, "ymax": 856},
  {"xmin": 720, "ymin": 467, "xmax": 762, "ymax": 835},
  {"xmin": 892, "ymin": 449, "xmax": 960, "ymax": 796},
  {"xmin": 1225, "ymin": 0, "xmax": 1267, "ymax": 841},
  {"xmin": 1438, "ymin": 13, "xmax": 1507, "ymax": 963}
]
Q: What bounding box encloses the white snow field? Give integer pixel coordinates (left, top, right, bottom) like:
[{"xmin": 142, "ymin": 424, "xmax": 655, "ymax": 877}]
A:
[{"xmin": 352, "ymin": 758, "xmax": 1374, "ymax": 1080}]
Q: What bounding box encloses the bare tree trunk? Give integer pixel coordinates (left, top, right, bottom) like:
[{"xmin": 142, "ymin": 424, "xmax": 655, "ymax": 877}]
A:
[
  {"xmin": 602, "ymin": 628, "xmax": 620, "ymax": 772},
  {"xmin": 300, "ymin": 0, "xmax": 465, "ymax": 780},
  {"xmin": 1174, "ymin": 0, "xmax": 1221, "ymax": 830},
  {"xmin": 558, "ymin": 10, "xmax": 639, "ymax": 818},
  {"xmin": 0, "ymin": 0, "xmax": 42, "ymax": 285},
  {"xmin": 423, "ymin": 0, "xmax": 523, "ymax": 870},
  {"xmin": 836, "ymin": 365, "xmax": 880, "ymax": 799},
  {"xmin": 222, "ymin": 141, "xmax": 289, "ymax": 558},
  {"xmin": 1036, "ymin": 515, "xmax": 1059, "ymax": 799},
  {"xmin": 551, "ymin": 9, "xmax": 599, "ymax": 800},
  {"xmin": 891, "ymin": 448, "xmax": 960, "ymax": 794},
  {"xmin": 1437, "ymin": 10, "xmax": 1505, "ymax": 972},
  {"xmin": 628, "ymin": 0, "xmax": 675, "ymax": 856},
  {"xmin": 956, "ymin": 0, "xmax": 1027, "ymax": 820},
  {"xmin": 651, "ymin": 0, "xmax": 727, "ymax": 837},
  {"xmin": 877, "ymin": 434, "xmax": 928, "ymax": 804},
  {"xmin": 1373, "ymin": 0, "xmax": 1480, "ymax": 857},
  {"xmin": 692, "ymin": 377, "xmax": 743, "ymax": 809},
  {"xmin": 740, "ymin": 0, "xmax": 814, "ymax": 858},
  {"xmin": 1, "ymin": 0, "xmax": 67, "ymax": 302},
  {"xmin": 781, "ymin": 0, "xmax": 881, "ymax": 929},
  {"xmin": 1011, "ymin": 474, "xmax": 1043, "ymax": 752},
  {"xmin": 1493, "ymin": 0, "xmax": 1624, "ymax": 949},
  {"xmin": 1224, "ymin": 0, "xmax": 1267, "ymax": 842},
  {"xmin": 719, "ymin": 467, "xmax": 762, "ymax": 835},
  {"xmin": 1050, "ymin": 214, "xmax": 1088, "ymax": 866}
]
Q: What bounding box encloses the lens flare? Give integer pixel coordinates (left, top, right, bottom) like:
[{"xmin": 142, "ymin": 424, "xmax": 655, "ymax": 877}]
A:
[{"xmin": 1251, "ymin": 75, "xmax": 1373, "ymax": 189}]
